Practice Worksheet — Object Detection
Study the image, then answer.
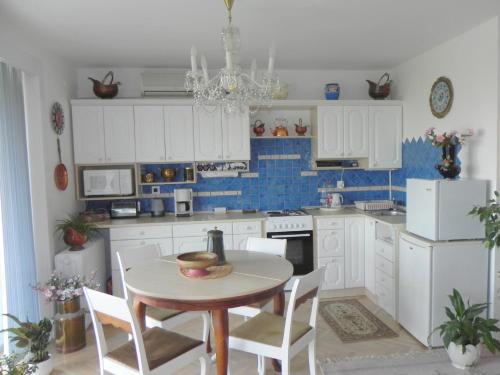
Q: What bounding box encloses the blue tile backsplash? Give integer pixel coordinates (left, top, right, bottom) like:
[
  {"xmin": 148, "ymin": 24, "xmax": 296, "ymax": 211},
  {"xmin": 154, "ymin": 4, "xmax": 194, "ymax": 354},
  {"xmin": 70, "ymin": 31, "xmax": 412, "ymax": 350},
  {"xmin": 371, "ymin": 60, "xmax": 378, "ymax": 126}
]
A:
[{"xmin": 86, "ymin": 137, "xmax": 455, "ymax": 213}]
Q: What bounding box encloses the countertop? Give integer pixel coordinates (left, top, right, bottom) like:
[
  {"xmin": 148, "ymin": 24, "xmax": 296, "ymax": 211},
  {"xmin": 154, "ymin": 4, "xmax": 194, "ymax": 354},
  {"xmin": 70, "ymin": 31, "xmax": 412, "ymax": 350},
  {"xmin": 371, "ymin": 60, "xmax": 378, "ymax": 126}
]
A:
[
  {"xmin": 97, "ymin": 211, "xmax": 267, "ymax": 228},
  {"xmin": 305, "ymin": 207, "xmax": 406, "ymax": 228}
]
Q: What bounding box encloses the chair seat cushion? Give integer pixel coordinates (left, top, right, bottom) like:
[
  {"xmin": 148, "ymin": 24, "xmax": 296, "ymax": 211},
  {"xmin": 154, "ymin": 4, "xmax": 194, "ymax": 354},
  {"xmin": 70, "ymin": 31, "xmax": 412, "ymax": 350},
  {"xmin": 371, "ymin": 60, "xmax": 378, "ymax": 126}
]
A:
[
  {"xmin": 107, "ymin": 327, "xmax": 203, "ymax": 370},
  {"xmin": 146, "ymin": 306, "xmax": 183, "ymax": 321},
  {"xmin": 230, "ymin": 312, "xmax": 312, "ymax": 347}
]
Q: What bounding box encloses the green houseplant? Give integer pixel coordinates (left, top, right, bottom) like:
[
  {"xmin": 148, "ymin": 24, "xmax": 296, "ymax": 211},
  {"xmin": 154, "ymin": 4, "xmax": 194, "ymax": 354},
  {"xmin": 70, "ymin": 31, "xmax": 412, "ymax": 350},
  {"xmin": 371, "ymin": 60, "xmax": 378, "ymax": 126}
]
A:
[
  {"xmin": 0, "ymin": 354, "xmax": 37, "ymax": 375},
  {"xmin": 0, "ymin": 314, "xmax": 53, "ymax": 375},
  {"xmin": 469, "ymin": 191, "xmax": 500, "ymax": 250},
  {"xmin": 432, "ymin": 289, "xmax": 500, "ymax": 369},
  {"xmin": 55, "ymin": 213, "xmax": 99, "ymax": 250}
]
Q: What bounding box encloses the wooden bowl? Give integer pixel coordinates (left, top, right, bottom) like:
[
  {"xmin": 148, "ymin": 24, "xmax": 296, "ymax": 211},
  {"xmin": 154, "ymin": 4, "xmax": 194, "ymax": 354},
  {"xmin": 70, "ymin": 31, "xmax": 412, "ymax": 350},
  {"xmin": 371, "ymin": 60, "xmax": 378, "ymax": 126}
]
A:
[{"xmin": 177, "ymin": 252, "xmax": 218, "ymax": 277}]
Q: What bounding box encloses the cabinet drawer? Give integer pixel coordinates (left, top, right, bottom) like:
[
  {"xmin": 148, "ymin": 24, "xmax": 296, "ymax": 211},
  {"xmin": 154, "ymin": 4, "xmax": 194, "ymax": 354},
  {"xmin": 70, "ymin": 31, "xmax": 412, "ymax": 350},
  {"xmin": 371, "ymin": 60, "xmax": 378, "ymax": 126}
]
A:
[
  {"xmin": 376, "ymin": 282, "xmax": 395, "ymax": 318},
  {"xmin": 375, "ymin": 254, "xmax": 394, "ymax": 277},
  {"xmin": 110, "ymin": 225, "xmax": 172, "ymax": 240},
  {"xmin": 110, "ymin": 239, "xmax": 174, "ymax": 270},
  {"xmin": 375, "ymin": 268, "xmax": 394, "ymax": 292},
  {"xmin": 316, "ymin": 218, "xmax": 345, "ymax": 230},
  {"xmin": 375, "ymin": 239, "xmax": 395, "ymax": 262},
  {"xmin": 173, "ymin": 222, "xmax": 232, "ymax": 237},
  {"xmin": 233, "ymin": 221, "xmax": 262, "ymax": 235},
  {"xmin": 317, "ymin": 229, "xmax": 345, "ymax": 257}
]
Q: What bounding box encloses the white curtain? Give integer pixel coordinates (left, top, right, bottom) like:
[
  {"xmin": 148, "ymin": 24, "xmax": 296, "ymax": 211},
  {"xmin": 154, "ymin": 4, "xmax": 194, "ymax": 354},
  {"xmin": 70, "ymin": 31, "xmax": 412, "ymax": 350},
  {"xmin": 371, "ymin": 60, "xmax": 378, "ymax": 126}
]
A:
[{"xmin": 0, "ymin": 62, "xmax": 39, "ymax": 329}]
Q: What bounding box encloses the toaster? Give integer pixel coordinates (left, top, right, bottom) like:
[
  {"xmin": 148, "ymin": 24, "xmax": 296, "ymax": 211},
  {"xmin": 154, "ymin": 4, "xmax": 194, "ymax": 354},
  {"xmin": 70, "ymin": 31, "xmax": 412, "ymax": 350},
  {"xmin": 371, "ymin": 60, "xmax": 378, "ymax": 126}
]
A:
[{"xmin": 110, "ymin": 201, "xmax": 139, "ymax": 219}]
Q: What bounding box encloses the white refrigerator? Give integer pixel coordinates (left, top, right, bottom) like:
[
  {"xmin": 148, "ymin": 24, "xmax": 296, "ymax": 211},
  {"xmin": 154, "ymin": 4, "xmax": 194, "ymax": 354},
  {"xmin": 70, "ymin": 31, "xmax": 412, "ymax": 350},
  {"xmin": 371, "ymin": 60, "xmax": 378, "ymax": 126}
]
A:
[
  {"xmin": 398, "ymin": 232, "xmax": 489, "ymax": 347},
  {"xmin": 406, "ymin": 178, "xmax": 486, "ymax": 241}
]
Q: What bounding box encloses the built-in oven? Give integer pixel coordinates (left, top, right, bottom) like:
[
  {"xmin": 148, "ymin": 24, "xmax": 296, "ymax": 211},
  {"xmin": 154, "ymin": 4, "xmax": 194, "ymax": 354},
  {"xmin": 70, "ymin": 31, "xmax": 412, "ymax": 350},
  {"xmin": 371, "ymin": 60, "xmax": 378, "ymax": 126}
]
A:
[{"xmin": 266, "ymin": 230, "xmax": 314, "ymax": 277}]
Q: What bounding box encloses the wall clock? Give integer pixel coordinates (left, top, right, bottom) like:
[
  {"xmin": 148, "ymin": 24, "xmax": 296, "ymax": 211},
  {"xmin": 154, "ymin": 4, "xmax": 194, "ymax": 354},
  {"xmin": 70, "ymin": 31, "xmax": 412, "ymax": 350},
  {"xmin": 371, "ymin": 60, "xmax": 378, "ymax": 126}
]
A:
[{"xmin": 429, "ymin": 76, "xmax": 453, "ymax": 118}]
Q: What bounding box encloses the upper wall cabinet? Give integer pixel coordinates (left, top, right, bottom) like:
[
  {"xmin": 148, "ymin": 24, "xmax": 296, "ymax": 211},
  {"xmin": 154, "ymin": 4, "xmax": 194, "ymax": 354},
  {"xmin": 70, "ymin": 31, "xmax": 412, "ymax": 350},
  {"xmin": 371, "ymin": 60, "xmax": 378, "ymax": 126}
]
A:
[
  {"xmin": 344, "ymin": 106, "xmax": 368, "ymax": 158},
  {"xmin": 368, "ymin": 106, "xmax": 402, "ymax": 169},
  {"xmin": 134, "ymin": 106, "xmax": 166, "ymax": 162},
  {"xmin": 72, "ymin": 106, "xmax": 135, "ymax": 164},
  {"xmin": 317, "ymin": 106, "xmax": 344, "ymax": 158},
  {"xmin": 164, "ymin": 106, "xmax": 195, "ymax": 162},
  {"xmin": 222, "ymin": 109, "xmax": 250, "ymax": 161}
]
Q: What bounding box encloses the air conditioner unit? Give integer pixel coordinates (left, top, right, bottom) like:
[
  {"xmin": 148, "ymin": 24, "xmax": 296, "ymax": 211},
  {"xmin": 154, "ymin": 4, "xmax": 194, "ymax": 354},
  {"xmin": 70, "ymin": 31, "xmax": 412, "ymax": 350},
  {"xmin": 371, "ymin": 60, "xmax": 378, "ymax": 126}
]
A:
[{"xmin": 141, "ymin": 72, "xmax": 192, "ymax": 97}]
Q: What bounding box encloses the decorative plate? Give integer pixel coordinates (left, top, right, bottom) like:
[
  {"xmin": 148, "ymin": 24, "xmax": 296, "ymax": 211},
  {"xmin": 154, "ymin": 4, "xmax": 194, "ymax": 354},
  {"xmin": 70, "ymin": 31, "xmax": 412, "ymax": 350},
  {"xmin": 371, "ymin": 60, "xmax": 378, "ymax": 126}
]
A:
[
  {"xmin": 429, "ymin": 77, "xmax": 453, "ymax": 118},
  {"xmin": 51, "ymin": 102, "xmax": 65, "ymax": 135}
]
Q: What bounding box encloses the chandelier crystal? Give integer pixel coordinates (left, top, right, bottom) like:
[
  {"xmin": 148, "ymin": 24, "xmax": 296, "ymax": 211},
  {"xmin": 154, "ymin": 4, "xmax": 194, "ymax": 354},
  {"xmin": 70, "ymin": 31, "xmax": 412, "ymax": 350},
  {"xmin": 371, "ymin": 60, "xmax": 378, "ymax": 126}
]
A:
[{"xmin": 185, "ymin": 0, "xmax": 279, "ymax": 114}]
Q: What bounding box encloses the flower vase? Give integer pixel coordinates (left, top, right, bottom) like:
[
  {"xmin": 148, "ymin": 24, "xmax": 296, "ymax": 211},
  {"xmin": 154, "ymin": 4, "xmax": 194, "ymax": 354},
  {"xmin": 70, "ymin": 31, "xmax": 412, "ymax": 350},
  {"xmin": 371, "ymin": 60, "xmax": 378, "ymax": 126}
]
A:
[
  {"xmin": 54, "ymin": 297, "xmax": 86, "ymax": 353},
  {"xmin": 436, "ymin": 145, "xmax": 461, "ymax": 179}
]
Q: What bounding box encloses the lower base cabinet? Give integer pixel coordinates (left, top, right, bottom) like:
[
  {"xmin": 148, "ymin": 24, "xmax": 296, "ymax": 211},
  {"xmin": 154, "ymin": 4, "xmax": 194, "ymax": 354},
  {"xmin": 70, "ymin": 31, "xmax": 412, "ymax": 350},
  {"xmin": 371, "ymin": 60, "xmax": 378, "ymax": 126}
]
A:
[
  {"xmin": 318, "ymin": 257, "xmax": 345, "ymax": 290},
  {"xmin": 173, "ymin": 235, "xmax": 233, "ymax": 254},
  {"xmin": 232, "ymin": 233, "xmax": 261, "ymax": 250}
]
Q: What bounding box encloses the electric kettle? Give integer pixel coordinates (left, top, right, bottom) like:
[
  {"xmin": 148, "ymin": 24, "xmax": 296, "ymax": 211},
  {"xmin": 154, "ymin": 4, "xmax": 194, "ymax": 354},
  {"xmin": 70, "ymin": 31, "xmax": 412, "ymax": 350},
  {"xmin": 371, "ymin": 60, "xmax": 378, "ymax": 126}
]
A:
[{"xmin": 330, "ymin": 193, "xmax": 343, "ymax": 209}]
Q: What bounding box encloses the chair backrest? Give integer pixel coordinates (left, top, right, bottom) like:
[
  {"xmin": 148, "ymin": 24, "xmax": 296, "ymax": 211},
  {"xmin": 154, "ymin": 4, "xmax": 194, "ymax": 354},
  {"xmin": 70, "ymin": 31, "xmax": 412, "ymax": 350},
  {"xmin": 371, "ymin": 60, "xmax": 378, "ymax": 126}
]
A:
[
  {"xmin": 282, "ymin": 267, "xmax": 324, "ymax": 348},
  {"xmin": 246, "ymin": 237, "xmax": 287, "ymax": 257},
  {"xmin": 116, "ymin": 244, "xmax": 162, "ymax": 300},
  {"xmin": 84, "ymin": 287, "xmax": 150, "ymax": 374}
]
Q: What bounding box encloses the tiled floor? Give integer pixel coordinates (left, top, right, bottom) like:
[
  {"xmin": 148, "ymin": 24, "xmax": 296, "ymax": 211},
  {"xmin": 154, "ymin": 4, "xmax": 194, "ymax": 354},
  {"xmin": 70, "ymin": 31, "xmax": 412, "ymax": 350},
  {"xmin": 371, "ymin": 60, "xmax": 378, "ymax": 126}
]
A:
[{"xmin": 52, "ymin": 294, "xmax": 426, "ymax": 374}]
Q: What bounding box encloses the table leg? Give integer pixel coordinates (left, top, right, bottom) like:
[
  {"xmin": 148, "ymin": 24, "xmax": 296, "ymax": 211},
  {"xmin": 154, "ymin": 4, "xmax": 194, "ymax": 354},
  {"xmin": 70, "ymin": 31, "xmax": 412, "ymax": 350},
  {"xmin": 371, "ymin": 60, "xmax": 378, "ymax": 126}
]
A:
[
  {"xmin": 133, "ymin": 299, "xmax": 146, "ymax": 332},
  {"xmin": 272, "ymin": 291, "xmax": 285, "ymax": 372},
  {"xmin": 212, "ymin": 309, "xmax": 229, "ymax": 375}
]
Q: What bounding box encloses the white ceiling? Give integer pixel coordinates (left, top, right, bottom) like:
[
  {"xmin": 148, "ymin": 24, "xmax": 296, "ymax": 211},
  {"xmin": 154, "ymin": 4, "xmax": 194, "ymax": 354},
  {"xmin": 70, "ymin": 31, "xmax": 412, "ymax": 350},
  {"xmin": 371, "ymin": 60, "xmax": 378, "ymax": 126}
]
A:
[{"xmin": 1, "ymin": 0, "xmax": 500, "ymax": 70}]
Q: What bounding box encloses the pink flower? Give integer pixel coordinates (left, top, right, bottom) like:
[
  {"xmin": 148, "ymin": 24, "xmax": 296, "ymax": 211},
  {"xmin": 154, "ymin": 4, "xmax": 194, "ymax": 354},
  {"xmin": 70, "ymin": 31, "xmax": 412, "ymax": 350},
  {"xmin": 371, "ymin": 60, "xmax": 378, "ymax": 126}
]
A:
[
  {"xmin": 436, "ymin": 134, "xmax": 445, "ymax": 143},
  {"xmin": 425, "ymin": 127, "xmax": 435, "ymax": 135}
]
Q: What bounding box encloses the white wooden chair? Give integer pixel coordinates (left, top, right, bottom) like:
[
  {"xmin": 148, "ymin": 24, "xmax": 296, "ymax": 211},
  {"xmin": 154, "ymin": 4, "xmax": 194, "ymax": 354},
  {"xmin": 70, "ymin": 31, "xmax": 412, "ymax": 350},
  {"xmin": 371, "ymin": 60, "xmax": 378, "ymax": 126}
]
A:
[
  {"xmin": 228, "ymin": 267, "xmax": 324, "ymax": 375},
  {"xmin": 116, "ymin": 244, "xmax": 210, "ymax": 342},
  {"xmin": 84, "ymin": 287, "xmax": 211, "ymax": 375},
  {"xmin": 229, "ymin": 237, "xmax": 287, "ymax": 319}
]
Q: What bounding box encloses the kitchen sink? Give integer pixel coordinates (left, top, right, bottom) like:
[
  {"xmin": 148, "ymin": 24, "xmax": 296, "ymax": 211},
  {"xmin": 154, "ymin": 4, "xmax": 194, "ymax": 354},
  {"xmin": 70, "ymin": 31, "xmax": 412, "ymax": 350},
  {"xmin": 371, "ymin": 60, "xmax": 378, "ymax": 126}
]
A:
[{"xmin": 371, "ymin": 209, "xmax": 406, "ymax": 217}]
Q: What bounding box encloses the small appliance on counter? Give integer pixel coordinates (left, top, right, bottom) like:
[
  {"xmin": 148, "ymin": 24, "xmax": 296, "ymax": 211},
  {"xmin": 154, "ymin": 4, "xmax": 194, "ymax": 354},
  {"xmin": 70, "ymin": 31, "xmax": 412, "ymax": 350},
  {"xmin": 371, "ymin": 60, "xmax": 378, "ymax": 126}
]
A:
[
  {"xmin": 174, "ymin": 188, "xmax": 193, "ymax": 217},
  {"xmin": 150, "ymin": 198, "xmax": 165, "ymax": 217},
  {"xmin": 110, "ymin": 201, "xmax": 139, "ymax": 219},
  {"xmin": 406, "ymin": 178, "xmax": 486, "ymax": 241}
]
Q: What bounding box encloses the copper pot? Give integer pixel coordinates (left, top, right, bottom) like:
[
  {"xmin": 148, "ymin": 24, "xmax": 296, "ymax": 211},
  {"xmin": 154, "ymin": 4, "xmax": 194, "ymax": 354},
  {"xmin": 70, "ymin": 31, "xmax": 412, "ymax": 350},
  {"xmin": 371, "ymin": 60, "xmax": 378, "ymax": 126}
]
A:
[
  {"xmin": 252, "ymin": 120, "xmax": 265, "ymax": 136},
  {"xmin": 142, "ymin": 172, "xmax": 155, "ymax": 183},
  {"xmin": 54, "ymin": 298, "xmax": 86, "ymax": 353},
  {"xmin": 295, "ymin": 118, "xmax": 308, "ymax": 136},
  {"xmin": 272, "ymin": 125, "xmax": 288, "ymax": 137},
  {"xmin": 88, "ymin": 71, "xmax": 121, "ymax": 99},
  {"xmin": 63, "ymin": 229, "xmax": 87, "ymax": 251},
  {"xmin": 161, "ymin": 168, "xmax": 176, "ymax": 182}
]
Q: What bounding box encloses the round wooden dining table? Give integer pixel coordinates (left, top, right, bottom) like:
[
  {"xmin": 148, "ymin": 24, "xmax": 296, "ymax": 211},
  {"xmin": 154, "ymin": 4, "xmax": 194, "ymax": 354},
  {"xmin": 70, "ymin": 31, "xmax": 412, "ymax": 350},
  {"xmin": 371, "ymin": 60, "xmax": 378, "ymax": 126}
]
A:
[{"xmin": 124, "ymin": 250, "xmax": 293, "ymax": 375}]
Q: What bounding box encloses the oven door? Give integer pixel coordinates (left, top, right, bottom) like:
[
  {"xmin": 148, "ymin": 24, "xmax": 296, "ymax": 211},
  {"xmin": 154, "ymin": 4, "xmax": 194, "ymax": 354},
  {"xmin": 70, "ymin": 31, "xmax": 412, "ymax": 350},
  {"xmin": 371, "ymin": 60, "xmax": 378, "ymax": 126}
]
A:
[{"xmin": 267, "ymin": 230, "xmax": 313, "ymax": 276}]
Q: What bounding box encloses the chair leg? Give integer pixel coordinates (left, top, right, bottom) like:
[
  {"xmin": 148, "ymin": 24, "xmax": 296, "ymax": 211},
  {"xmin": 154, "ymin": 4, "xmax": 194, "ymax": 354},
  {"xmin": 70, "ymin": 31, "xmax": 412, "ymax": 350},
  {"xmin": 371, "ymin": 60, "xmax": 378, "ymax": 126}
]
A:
[
  {"xmin": 257, "ymin": 355, "xmax": 266, "ymax": 375},
  {"xmin": 281, "ymin": 359, "xmax": 291, "ymax": 375},
  {"xmin": 308, "ymin": 340, "xmax": 316, "ymax": 375},
  {"xmin": 202, "ymin": 312, "xmax": 211, "ymax": 352}
]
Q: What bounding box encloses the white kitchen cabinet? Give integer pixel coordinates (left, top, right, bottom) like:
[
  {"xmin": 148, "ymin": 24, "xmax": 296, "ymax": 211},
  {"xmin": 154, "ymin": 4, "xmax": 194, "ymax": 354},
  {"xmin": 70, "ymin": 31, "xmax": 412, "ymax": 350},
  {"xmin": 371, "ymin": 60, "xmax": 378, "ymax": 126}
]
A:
[
  {"xmin": 364, "ymin": 217, "xmax": 376, "ymax": 296},
  {"xmin": 222, "ymin": 109, "xmax": 250, "ymax": 161},
  {"xmin": 344, "ymin": 106, "xmax": 368, "ymax": 158},
  {"xmin": 72, "ymin": 106, "xmax": 106, "ymax": 164},
  {"xmin": 173, "ymin": 235, "xmax": 233, "ymax": 254},
  {"xmin": 368, "ymin": 106, "xmax": 402, "ymax": 169},
  {"xmin": 164, "ymin": 106, "xmax": 194, "ymax": 162},
  {"xmin": 316, "ymin": 106, "xmax": 344, "ymax": 159},
  {"xmin": 318, "ymin": 257, "xmax": 345, "ymax": 290},
  {"xmin": 317, "ymin": 229, "xmax": 345, "ymax": 257},
  {"xmin": 345, "ymin": 217, "xmax": 365, "ymax": 288},
  {"xmin": 194, "ymin": 107, "xmax": 223, "ymax": 161},
  {"xmin": 103, "ymin": 106, "xmax": 136, "ymax": 163},
  {"xmin": 134, "ymin": 106, "xmax": 166, "ymax": 162}
]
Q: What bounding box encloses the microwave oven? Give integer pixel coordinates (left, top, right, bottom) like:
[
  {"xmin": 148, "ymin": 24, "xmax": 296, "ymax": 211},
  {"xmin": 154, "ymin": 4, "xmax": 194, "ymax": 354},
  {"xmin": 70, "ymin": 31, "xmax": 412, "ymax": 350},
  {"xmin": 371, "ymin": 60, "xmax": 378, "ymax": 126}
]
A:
[{"xmin": 83, "ymin": 169, "xmax": 134, "ymax": 197}]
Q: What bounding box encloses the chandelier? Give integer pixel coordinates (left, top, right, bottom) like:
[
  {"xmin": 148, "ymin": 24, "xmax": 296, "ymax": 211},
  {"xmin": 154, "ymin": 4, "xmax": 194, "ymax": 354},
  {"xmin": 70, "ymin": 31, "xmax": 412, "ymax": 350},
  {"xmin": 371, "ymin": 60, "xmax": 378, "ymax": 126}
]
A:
[{"xmin": 185, "ymin": 0, "xmax": 279, "ymax": 114}]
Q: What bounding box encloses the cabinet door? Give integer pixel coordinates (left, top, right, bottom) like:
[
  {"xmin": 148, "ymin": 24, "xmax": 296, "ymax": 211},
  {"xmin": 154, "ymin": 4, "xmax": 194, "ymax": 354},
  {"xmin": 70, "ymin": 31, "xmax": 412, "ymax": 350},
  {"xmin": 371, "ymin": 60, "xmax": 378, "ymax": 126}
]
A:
[
  {"xmin": 344, "ymin": 106, "xmax": 368, "ymax": 158},
  {"xmin": 232, "ymin": 233, "xmax": 260, "ymax": 250},
  {"xmin": 134, "ymin": 106, "xmax": 166, "ymax": 162},
  {"xmin": 398, "ymin": 236, "xmax": 431, "ymax": 345},
  {"xmin": 222, "ymin": 109, "xmax": 250, "ymax": 161},
  {"xmin": 317, "ymin": 106, "xmax": 344, "ymax": 159},
  {"xmin": 317, "ymin": 229, "xmax": 344, "ymax": 257},
  {"xmin": 193, "ymin": 107, "xmax": 223, "ymax": 161},
  {"xmin": 318, "ymin": 257, "xmax": 345, "ymax": 290},
  {"xmin": 364, "ymin": 218, "xmax": 376, "ymax": 295},
  {"xmin": 103, "ymin": 106, "xmax": 135, "ymax": 162},
  {"xmin": 173, "ymin": 235, "xmax": 232, "ymax": 254},
  {"xmin": 72, "ymin": 106, "xmax": 105, "ymax": 164},
  {"xmin": 110, "ymin": 238, "xmax": 174, "ymax": 271},
  {"xmin": 369, "ymin": 106, "xmax": 402, "ymax": 169},
  {"xmin": 164, "ymin": 106, "xmax": 195, "ymax": 162},
  {"xmin": 345, "ymin": 217, "xmax": 365, "ymax": 288}
]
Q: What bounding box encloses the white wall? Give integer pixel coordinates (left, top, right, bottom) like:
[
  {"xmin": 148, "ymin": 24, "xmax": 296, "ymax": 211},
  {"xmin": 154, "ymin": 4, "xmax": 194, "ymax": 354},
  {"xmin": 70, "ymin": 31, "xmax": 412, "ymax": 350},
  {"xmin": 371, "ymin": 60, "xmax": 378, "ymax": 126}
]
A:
[
  {"xmin": 392, "ymin": 18, "xmax": 498, "ymax": 183},
  {"xmin": 392, "ymin": 17, "xmax": 500, "ymax": 321},
  {"xmin": 76, "ymin": 67, "xmax": 389, "ymax": 100},
  {"xmin": 0, "ymin": 18, "xmax": 82, "ymax": 318}
]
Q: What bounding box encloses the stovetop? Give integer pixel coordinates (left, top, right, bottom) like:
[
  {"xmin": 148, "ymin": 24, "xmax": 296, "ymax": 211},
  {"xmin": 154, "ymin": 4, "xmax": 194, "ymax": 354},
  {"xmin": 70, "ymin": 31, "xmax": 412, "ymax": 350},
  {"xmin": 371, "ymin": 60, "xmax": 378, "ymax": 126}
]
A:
[{"xmin": 266, "ymin": 209, "xmax": 309, "ymax": 217}]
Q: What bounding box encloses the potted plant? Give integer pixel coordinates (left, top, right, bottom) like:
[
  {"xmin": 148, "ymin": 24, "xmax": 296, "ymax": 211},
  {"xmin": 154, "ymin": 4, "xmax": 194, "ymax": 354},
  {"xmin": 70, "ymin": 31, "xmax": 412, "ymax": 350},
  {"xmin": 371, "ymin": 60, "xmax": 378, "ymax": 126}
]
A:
[
  {"xmin": 0, "ymin": 315, "xmax": 52, "ymax": 375},
  {"xmin": 55, "ymin": 213, "xmax": 99, "ymax": 250},
  {"xmin": 33, "ymin": 271, "xmax": 99, "ymax": 353},
  {"xmin": 470, "ymin": 191, "xmax": 500, "ymax": 250},
  {"xmin": 432, "ymin": 289, "xmax": 500, "ymax": 369},
  {"xmin": 0, "ymin": 354, "xmax": 37, "ymax": 375}
]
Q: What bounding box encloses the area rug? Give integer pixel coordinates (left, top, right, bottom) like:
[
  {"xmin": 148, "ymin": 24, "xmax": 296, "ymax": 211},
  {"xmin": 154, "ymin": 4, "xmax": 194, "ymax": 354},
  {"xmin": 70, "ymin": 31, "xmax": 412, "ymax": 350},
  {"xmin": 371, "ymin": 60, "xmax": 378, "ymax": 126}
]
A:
[
  {"xmin": 319, "ymin": 299, "xmax": 398, "ymax": 343},
  {"xmin": 319, "ymin": 350, "xmax": 500, "ymax": 375}
]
